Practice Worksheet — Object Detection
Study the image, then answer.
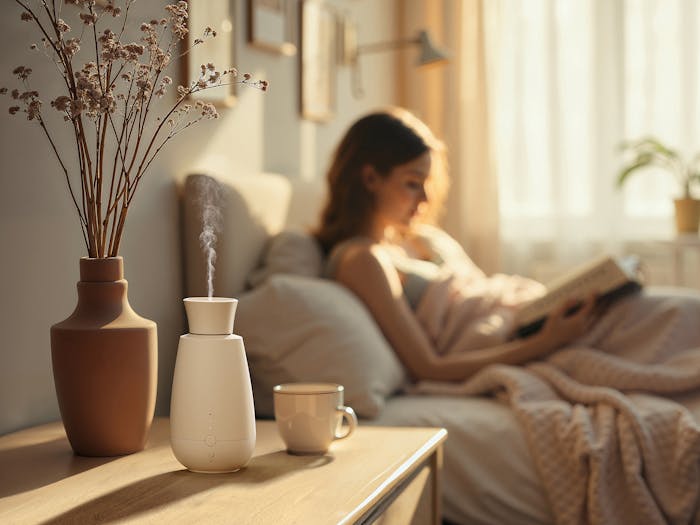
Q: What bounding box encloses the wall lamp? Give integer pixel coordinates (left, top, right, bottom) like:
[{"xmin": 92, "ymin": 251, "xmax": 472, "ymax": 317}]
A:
[
  {"xmin": 338, "ymin": 19, "xmax": 449, "ymax": 98},
  {"xmin": 355, "ymin": 31, "xmax": 449, "ymax": 67}
]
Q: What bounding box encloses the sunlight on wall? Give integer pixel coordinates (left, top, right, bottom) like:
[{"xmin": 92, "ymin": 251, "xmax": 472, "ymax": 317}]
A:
[
  {"xmin": 183, "ymin": 85, "xmax": 265, "ymax": 181},
  {"xmin": 299, "ymin": 120, "xmax": 318, "ymax": 182}
]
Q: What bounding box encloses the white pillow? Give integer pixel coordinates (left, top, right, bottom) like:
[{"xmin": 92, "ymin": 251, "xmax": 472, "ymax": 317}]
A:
[
  {"xmin": 247, "ymin": 228, "xmax": 324, "ymax": 288},
  {"xmin": 235, "ymin": 274, "xmax": 408, "ymax": 419}
]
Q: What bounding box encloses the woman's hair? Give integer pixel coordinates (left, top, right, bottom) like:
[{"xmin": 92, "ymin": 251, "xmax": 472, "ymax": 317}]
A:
[{"xmin": 313, "ymin": 107, "xmax": 448, "ymax": 254}]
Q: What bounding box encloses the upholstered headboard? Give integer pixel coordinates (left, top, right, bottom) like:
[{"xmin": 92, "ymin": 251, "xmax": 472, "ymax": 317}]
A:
[{"xmin": 181, "ymin": 172, "xmax": 322, "ymax": 299}]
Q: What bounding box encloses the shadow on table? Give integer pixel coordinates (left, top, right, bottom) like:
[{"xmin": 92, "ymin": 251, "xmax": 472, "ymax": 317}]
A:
[
  {"xmin": 0, "ymin": 438, "xmax": 118, "ymax": 498},
  {"xmin": 38, "ymin": 451, "xmax": 333, "ymax": 524}
]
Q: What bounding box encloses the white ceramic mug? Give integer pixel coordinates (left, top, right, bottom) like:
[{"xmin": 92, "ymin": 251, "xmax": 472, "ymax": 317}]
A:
[{"xmin": 273, "ymin": 383, "xmax": 358, "ymax": 455}]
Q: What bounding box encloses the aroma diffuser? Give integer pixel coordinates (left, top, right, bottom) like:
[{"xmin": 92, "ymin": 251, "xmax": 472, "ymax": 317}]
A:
[{"xmin": 170, "ymin": 297, "xmax": 256, "ymax": 473}]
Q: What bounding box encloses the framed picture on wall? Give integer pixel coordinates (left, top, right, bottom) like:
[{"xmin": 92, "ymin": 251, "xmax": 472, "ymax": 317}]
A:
[
  {"xmin": 299, "ymin": 0, "xmax": 336, "ymax": 122},
  {"xmin": 247, "ymin": 0, "xmax": 297, "ymax": 56},
  {"xmin": 184, "ymin": 0, "xmax": 237, "ymax": 108}
]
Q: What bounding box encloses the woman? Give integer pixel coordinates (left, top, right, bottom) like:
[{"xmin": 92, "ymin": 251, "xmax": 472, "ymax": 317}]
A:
[{"xmin": 314, "ymin": 107, "xmax": 598, "ymax": 382}]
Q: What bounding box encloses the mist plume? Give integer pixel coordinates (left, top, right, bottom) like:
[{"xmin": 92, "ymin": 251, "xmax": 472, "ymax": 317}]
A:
[{"xmin": 197, "ymin": 177, "xmax": 223, "ymax": 298}]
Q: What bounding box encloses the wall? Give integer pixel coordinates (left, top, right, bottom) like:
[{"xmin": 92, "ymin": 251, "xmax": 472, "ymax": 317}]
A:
[{"xmin": 0, "ymin": 0, "xmax": 399, "ymax": 435}]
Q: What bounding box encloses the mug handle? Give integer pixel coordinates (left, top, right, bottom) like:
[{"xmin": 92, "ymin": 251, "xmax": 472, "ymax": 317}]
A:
[{"xmin": 334, "ymin": 406, "xmax": 357, "ymax": 440}]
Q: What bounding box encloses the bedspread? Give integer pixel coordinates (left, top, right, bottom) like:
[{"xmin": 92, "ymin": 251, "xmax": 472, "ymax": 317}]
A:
[
  {"xmin": 414, "ymin": 287, "xmax": 700, "ymax": 525},
  {"xmin": 415, "ymin": 270, "xmax": 544, "ymax": 354}
]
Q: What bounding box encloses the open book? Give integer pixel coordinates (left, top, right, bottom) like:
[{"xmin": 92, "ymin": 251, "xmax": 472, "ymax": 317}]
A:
[{"xmin": 514, "ymin": 254, "xmax": 644, "ymax": 338}]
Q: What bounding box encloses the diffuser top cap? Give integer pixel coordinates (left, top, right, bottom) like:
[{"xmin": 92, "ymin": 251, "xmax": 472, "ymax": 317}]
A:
[{"xmin": 183, "ymin": 297, "xmax": 238, "ymax": 335}]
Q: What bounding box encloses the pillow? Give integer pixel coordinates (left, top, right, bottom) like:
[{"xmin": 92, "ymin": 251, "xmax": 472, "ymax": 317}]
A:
[
  {"xmin": 247, "ymin": 228, "xmax": 324, "ymax": 288},
  {"xmin": 235, "ymin": 274, "xmax": 408, "ymax": 419},
  {"xmin": 181, "ymin": 172, "xmax": 292, "ymax": 298}
]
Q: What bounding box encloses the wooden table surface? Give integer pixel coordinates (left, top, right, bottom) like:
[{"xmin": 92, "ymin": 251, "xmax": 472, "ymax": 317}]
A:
[{"xmin": 0, "ymin": 417, "xmax": 446, "ymax": 524}]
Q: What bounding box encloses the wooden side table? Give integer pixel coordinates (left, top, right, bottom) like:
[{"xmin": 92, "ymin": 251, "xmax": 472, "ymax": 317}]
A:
[{"xmin": 0, "ymin": 418, "xmax": 446, "ymax": 524}]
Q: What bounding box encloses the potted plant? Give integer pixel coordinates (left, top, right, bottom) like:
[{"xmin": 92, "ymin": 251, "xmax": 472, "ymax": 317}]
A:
[
  {"xmin": 616, "ymin": 137, "xmax": 700, "ymax": 234},
  {"xmin": 1, "ymin": 0, "xmax": 265, "ymax": 457}
]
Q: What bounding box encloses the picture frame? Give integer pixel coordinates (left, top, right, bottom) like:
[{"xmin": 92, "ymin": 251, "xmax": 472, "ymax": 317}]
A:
[
  {"xmin": 184, "ymin": 0, "xmax": 237, "ymax": 108},
  {"xmin": 299, "ymin": 0, "xmax": 337, "ymax": 122},
  {"xmin": 247, "ymin": 0, "xmax": 297, "ymax": 56}
]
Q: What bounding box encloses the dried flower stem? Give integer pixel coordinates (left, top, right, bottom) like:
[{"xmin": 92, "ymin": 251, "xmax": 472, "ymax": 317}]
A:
[{"xmin": 4, "ymin": 0, "xmax": 266, "ymax": 258}]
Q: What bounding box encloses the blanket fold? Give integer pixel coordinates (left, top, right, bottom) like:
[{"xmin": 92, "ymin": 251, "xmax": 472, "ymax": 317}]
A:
[{"xmin": 413, "ymin": 286, "xmax": 700, "ymax": 525}]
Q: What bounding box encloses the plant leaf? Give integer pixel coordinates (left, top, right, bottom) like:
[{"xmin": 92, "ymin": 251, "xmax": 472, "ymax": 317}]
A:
[
  {"xmin": 621, "ymin": 136, "xmax": 679, "ymax": 160},
  {"xmin": 616, "ymin": 153, "xmax": 655, "ymax": 188}
]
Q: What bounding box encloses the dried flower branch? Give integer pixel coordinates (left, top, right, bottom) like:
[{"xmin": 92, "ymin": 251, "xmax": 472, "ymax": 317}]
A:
[{"xmin": 3, "ymin": 0, "xmax": 266, "ymax": 258}]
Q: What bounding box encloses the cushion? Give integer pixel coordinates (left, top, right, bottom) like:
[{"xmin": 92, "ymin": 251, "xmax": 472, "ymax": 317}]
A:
[
  {"xmin": 235, "ymin": 274, "xmax": 408, "ymax": 419},
  {"xmin": 181, "ymin": 172, "xmax": 292, "ymax": 298},
  {"xmin": 247, "ymin": 228, "xmax": 324, "ymax": 288}
]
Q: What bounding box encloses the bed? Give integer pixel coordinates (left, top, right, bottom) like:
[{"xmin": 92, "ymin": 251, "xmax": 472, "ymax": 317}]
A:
[{"xmin": 180, "ymin": 171, "xmax": 700, "ymax": 525}]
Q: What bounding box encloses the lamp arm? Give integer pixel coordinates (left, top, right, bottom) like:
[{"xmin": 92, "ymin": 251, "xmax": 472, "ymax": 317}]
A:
[{"xmin": 357, "ymin": 36, "xmax": 419, "ymax": 55}]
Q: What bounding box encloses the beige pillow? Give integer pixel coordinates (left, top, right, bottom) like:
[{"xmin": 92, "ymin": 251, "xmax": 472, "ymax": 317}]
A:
[
  {"xmin": 247, "ymin": 228, "xmax": 324, "ymax": 288},
  {"xmin": 235, "ymin": 274, "xmax": 408, "ymax": 419}
]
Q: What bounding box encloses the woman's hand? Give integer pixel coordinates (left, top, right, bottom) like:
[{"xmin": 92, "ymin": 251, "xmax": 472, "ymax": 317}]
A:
[{"xmin": 531, "ymin": 294, "xmax": 598, "ymax": 354}]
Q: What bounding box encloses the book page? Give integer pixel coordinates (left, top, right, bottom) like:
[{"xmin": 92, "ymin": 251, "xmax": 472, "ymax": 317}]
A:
[{"xmin": 515, "ymin": 255, "xmax": 641, "ymax": 332}]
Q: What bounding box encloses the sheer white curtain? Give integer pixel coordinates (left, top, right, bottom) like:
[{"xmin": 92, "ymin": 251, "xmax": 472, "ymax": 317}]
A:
[{"xmin": 483, "ymin": 0, "xmax": 700, "ymax": 279}]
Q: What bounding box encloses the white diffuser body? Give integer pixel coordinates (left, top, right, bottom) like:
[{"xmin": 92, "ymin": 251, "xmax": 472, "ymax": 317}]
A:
[{"xmin": 170, "ymin": 298, "xmax": 256, "ymax": 473}]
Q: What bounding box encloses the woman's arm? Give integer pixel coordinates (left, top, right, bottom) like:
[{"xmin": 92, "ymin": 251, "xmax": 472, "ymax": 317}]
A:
[{"xmin": 334, "ymin": 243, "xmax": 595, "ymax": 382}]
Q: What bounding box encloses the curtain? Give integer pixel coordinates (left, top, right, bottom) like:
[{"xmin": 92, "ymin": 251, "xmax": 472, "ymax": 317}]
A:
[
  {"xmin": 483, "ymin": 0, "xmax": 700, "ymax": 280},
  {"xmin": 399, "ymin": 0, "xmax": 501, "ymax": 274}
]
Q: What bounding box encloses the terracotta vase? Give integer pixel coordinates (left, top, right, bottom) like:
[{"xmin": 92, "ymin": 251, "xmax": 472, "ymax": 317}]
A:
[
  {"xmin": 674, "ymin": 198, "xmax": 700, "ymax": 234},
  {"xmin": 51, "ymin": 257, "xmax": 157, "ymax": 456}
]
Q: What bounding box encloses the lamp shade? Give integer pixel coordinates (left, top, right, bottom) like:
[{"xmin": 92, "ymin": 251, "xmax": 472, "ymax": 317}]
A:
[{"xmin": 416, "ymin": 30, "xmax": 449, "ymax": 66}]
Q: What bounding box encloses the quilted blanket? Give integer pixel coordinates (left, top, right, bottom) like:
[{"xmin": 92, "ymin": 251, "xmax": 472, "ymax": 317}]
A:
[{"xmin": 414, "ymin": 286, "xmax": 700, "ymax": 525}]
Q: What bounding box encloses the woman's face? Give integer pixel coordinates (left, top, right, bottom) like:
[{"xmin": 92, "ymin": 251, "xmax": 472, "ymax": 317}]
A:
[{"xmin": 366, "ymin": 151, "xmax": 432, "ymax": 232}]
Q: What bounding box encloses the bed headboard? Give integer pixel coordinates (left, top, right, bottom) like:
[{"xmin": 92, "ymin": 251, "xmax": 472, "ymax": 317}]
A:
[{"xmin": 181, "ymin": 171, "xmax": 322, "ymax": 299}]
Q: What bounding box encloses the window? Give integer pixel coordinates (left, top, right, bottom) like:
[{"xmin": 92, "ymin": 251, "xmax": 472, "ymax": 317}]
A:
[{"xmin": 485, "ymin": 0, "xmax": 699, "ymax": 254}]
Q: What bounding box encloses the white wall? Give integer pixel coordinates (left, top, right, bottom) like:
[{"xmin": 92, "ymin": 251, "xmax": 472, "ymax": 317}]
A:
[{"xmin": 0, "ymin": 0, "xmax": 399, "ymax": 435}]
